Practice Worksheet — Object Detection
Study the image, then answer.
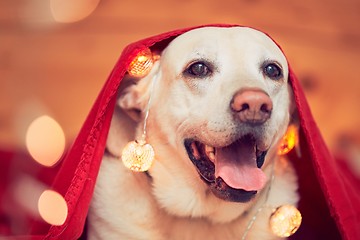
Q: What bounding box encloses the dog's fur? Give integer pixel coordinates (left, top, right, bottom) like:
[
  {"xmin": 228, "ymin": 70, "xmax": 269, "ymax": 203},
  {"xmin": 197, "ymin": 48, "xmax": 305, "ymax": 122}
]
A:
[{"xmin": 88, "ymin": 27, "xmax": 299, "ymax": 239}]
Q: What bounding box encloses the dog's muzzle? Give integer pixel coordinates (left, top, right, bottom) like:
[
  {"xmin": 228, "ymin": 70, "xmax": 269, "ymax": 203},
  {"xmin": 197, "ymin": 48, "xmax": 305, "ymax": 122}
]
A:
[{"xmin": 184, "ymin": 134, "xmax": 268, "ymax": 202}]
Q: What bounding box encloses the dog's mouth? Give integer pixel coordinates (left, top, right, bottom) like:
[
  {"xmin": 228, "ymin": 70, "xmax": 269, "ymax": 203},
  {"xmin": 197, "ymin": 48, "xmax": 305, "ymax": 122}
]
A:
[{"xmin": 184, "ymin": 135, "xmax": 268, "ymax": 202}]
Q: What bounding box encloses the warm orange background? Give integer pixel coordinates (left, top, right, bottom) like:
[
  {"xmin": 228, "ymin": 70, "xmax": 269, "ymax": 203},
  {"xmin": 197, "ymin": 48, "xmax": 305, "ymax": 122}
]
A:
[{"xmin": 1, "ymin": 0, "xmax": 360, "ymax": 155}]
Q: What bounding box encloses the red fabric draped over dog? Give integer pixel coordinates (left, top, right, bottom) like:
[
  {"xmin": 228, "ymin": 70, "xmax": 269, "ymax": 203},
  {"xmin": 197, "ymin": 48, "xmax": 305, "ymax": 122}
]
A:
[{"xmin": 1, "ymin": 24, "xmax": 359, "ymax": 239}]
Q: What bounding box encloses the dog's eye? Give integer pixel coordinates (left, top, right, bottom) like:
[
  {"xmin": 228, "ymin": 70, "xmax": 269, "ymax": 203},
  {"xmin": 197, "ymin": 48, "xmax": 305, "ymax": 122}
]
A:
[
  {"xmin": 263, "ymin": 63, "xmax": 282, "ymax": 80},
  {"xmin": 186, "ymin": 62, "xmax": 211, "ymax": 77}
]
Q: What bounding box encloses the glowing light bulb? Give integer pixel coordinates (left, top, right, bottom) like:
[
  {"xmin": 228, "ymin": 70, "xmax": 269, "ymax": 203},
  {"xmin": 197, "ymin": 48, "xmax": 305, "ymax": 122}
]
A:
[
  {"xmin": 269, "ymin": 205, "xmax": 302, "ymax": 237},
  {"xmin": 128, "ymin": 48, "xmax": 154, "ymax": 77},
  {"xmin": 278, "ymin": 125, "xmax": 298, "ymax": 155},
  {"xmin": 121, "ymin": 139, "xmax": 154, "ymax": 172}
]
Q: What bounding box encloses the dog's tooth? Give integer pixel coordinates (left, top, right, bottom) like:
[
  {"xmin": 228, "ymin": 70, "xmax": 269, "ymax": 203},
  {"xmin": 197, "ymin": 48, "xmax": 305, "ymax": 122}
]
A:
[
  {"xmin": 205, "ymin": 145, "xmax": 215, "ymax": 162},
  {"xmin": 208, "ymin": 152, "xmax": 215, "ymax": 162},
  {"xmin": 205, "ymin": 145, "xmax": 214, "ymax": 154}
]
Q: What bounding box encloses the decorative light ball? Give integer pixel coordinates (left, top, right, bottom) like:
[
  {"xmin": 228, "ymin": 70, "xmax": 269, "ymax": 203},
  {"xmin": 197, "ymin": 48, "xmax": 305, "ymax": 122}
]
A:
[
  {"xmin": 278, "ymin": 125, "xmax": 298, "ymax": 155},
  {"xmin": 121, "ymin": 139, "xmax": 154, "ymax": 172},
  {"xmin": 269, "ymin": 205, "xmax": 302, "ymax": 237},
  {"xmin": 128, "ymin": 48, "xmax": 154, "ymax": 77}
]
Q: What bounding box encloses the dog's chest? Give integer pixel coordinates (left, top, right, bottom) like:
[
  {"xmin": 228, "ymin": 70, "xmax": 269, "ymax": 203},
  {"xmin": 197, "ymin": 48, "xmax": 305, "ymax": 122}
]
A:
[{"xmin": 160, "ymin": 211, "xmax": 279, "ymax": 240}]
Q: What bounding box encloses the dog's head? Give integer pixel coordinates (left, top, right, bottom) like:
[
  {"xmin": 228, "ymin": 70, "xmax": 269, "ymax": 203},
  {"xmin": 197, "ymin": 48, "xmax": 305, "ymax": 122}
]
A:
[{"xmin": 109, "ymin": 27, "xmax": 294, "ymax": 222}]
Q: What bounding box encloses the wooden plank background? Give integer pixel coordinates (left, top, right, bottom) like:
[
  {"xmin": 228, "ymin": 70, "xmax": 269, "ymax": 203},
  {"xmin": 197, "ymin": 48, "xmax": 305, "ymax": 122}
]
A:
[{"xmin": 1, "ymin": 0, "xmax": 359, "ymax": 153}]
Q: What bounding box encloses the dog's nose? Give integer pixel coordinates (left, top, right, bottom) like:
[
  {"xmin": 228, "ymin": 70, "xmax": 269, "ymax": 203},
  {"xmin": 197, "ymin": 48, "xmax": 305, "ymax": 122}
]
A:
[{"xmin": 230, "ymin": 88, "xmax": 273, "ymax": 124}]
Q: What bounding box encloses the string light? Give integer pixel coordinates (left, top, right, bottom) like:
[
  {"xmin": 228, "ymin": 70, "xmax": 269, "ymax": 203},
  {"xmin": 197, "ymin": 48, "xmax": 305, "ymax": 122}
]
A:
[
  {"xmin": 271, "ymin": 126, "xmax": 301, "ymax": 237},
  {"xmin": 269, "ymin": 205, "xmax": 302, "ymax": 237},
  {"xmin": 128, "ymin": 48, "xmax": 155, "ymax": 77},
  {"xmin": 278, "ymin": 124, "xmax": 298, "ymax": 155},
  {"xmin": 121, "ymin": 138, "xmax": 155, "ymax": 172},
  {"xmin": 121, "ymin": 49, "xmax": 159, "ymax": 172}
]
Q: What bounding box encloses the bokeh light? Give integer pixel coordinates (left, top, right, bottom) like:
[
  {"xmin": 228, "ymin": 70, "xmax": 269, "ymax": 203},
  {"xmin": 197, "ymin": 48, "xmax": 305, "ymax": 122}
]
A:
[
  {"xmin": 50, "ymin": 0, "xmax": 101, "ymax": 23},
  {"xmin": 25, "ymin": 115, "xmax": 65, "ymax": 167},
  {"xmin": 20, "ymin": 0, "xmax": 56, "ymax": 28},
  {"xmin": 38, "ymin": 190, "xmax": 68, "ymax": 226}
]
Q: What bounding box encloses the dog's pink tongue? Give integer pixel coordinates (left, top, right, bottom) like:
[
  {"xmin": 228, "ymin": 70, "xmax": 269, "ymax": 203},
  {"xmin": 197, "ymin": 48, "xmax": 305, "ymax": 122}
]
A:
[{"xmin": 215, "ymin": 142, "xmax": 266, "ymax": 191}]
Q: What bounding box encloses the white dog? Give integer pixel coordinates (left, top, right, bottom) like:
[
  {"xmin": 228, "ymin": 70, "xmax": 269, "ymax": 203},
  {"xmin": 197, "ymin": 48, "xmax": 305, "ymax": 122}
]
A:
[{"xmin": 88, "ymin": 27, "xmax": 299, "ymax": 240}]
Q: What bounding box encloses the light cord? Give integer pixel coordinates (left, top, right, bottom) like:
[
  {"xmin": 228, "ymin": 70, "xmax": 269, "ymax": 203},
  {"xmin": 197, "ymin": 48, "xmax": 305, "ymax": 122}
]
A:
[
  {"xmin": 141, "ymin": 72, "xmax": 158, "ymax": 141},
  {"xmin": 241, "ymin": 160, "xmax": 276, "ymax": 240}
]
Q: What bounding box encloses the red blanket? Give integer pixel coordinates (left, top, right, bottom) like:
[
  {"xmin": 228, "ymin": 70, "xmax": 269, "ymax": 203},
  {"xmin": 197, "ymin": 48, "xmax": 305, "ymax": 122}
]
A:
[{"xmin": 1, "ymin": 24, "xmax": 359, "ymax": 240}]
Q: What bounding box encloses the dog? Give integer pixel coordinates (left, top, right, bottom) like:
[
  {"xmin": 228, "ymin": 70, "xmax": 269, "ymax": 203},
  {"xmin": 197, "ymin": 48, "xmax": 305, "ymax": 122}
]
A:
[{"xmin": 88, "ymin": 27, "xmax": 299, "ymax": 239}]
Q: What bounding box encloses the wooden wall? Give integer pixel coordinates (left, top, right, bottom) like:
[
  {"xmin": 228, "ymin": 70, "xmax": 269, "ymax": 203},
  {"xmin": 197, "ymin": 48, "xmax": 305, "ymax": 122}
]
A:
[{"xmin": 1, "ymin": 0, "xmax": 359, "ymax": 153}]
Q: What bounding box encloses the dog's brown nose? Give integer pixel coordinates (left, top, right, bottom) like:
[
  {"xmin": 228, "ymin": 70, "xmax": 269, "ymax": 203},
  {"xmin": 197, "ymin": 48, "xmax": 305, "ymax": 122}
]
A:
[{"xmin": 231, "ymin": 88, "xmax": 273, "ymax": 124}]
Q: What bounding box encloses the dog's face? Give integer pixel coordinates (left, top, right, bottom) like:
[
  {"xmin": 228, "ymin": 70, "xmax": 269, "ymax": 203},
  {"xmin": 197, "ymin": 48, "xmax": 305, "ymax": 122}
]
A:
[{"xmin": 116, "ymin": 27, "xmax": 293, "ymax": 221}]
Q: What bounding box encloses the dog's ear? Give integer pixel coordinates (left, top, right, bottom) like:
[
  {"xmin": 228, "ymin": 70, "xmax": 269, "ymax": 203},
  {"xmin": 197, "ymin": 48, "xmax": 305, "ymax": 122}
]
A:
[
  {"xmin": 288, "ymin": 85, "xmax": 296, "ymax": 115},
  {"xmin": 287, "ymin": 84, "xmax": 299, "ymax": 125},
  {"xmin": 117, "ymin": 61, "xmax": 160, "ymax": 122},
  {"xmin": 117, "ymin": 84, "xmax": 143, "ymax": 122}
]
